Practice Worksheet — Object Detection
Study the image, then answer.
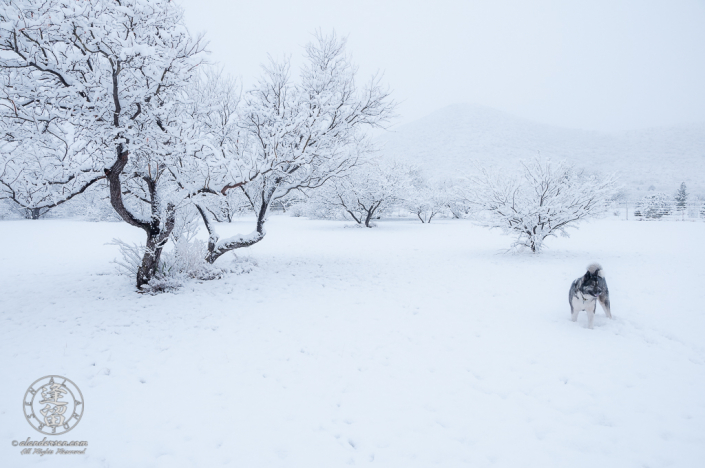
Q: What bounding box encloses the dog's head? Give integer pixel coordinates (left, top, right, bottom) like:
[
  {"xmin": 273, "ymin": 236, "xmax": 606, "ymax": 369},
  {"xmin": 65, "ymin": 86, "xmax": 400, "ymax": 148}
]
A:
[{"xmin": 580, "ymin": 270, "xmax": 605, "ymax": 298}]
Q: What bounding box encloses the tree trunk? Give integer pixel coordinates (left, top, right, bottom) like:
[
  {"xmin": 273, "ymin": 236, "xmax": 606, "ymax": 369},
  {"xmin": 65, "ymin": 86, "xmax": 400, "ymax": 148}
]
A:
[
  {"xmin": 135, "ymin": 204, "xmax": 176, "ymax": 288},
  {"xmin": 196, "ymin": 189, "xmax": 271, "ymax": 265},
  {"xmin": 29, "ymin": 208, "xmax": 42, "ymax": 220},
  {"xmin": 105, "ymin": 146, "xmax": 176, "ymax": 289},
  {"xmin": 364, "ymin": 209, "xmax": 374, "ymax": 227},
  {"xmin": 135, "ymin": 194, "xmax": 176, "ymax": 288},
  {"xmin": 136, "ymin": 234, "xmax": 165, "ymax": 289},
  {"xmin": 135, "ymin": 216, "xmax": 174, "ymax": 288},
  {"xmin": 364, "ymin": 201, "xmax": 382, "ymax": 228}
]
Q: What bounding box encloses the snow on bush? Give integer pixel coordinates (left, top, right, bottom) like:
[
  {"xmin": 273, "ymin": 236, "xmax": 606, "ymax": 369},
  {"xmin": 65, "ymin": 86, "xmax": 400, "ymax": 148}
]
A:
[
  {"xmin": 111, "ymin": 237, "xmax": 256, "ymax": 293},
  {"xmin": 634, "ymin": 193, "xmax": 673, "ymax": 219},
  {"xmin": 468, "ymin": 158, "xmax": 615, "ymax": 252},
  {"xmin": 110, "ymin": 230, "xmax": 255, "ymax": 294}
]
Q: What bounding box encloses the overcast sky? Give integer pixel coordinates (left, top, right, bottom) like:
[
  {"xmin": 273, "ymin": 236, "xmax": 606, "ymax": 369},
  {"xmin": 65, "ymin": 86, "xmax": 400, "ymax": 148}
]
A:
[{"xmin": 177, "ymin": 0, "xmax": 705, "ymax": 133}]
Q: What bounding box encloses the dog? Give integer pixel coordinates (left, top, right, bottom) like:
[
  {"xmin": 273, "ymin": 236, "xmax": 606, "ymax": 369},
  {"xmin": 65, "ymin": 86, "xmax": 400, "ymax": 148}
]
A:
[{"xmin": 569, "ymin": 263, "xmax": 612, "ymax": 329}]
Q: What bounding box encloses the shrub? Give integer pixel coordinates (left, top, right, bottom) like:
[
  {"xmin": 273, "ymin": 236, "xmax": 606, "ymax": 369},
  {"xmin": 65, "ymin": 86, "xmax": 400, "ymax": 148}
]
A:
[{"xmin": 635, "ymin": 193, "xmax": 672, "ymax": 219}]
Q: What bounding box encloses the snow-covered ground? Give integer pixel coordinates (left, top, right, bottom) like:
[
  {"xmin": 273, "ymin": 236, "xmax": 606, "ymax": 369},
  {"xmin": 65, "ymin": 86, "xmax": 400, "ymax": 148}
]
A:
[{"xmin": 1, "ymin": 216, "xmax": 704, "ymax": 467}]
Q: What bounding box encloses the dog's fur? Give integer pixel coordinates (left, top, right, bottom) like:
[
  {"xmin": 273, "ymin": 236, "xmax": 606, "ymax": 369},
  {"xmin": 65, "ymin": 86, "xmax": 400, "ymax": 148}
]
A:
[{"xmin": 569, "ymin": 263, "xmax": 611, "ymax": 329}]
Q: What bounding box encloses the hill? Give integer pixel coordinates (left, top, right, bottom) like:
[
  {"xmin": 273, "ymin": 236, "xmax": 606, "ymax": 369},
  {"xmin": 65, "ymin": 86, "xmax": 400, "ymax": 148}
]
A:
[{"xmin": 376, "ymin": 104, "xmax": 705, "ymax": 197}]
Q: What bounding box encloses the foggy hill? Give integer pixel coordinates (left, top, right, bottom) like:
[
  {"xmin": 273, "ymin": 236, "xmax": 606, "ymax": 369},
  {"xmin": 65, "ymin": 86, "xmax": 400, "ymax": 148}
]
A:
[{"xmin": 376, "ymin": 104, "xmax": 705, "ymax": 197}]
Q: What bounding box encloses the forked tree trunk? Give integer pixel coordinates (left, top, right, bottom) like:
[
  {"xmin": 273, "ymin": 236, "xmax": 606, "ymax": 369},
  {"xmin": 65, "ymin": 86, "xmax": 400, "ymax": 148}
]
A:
[
  {"xmin": 364, "ymin": 209, "xmax": 374, "ymax": 227},
  {"xmin": 136, "ymin": 217, "xmax": 175, "ymax": 288},
  {"xmin": 364, "ymin": 201, "xmax": 382, "ymax": 228},
  {"xmin": 196, "ymin": 189, "xmax": 271, "ymax": 265},
  {"xmin": 134, "ymin": 204, "xmax": 176, "ymax": 288},
  {"xmin": 29, "ymin": 208, "xmax": 42, "ymax": 220},
  {"xmin": 105, "ymin": 146, "xmax": 176, "ymax": 289}
]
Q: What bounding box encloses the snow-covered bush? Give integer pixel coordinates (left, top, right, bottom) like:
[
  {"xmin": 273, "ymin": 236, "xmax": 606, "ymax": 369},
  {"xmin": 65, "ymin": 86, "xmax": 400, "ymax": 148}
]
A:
[
  {"xmin": 160, "ymin": 238, "xmax": 221, "ymax": 281},
  {"xmin": 634, "ymin": 193, "xmax": 672, "ymax": 219},
  {"xmin": 110, "ymin": 234, "xmax": 255, "ymax": 293},
  {"xmin": 111, "ymin": 201, "xmax": 250, "ymax": 292},
  {"xmin": 170, "ymin": 205, "xmax": 202, "ymax": 244},
  {"xmin": 468, "ymin": 158, "xmax": 615, "ymax": 252},
  {"xmin": 110, "ymin": 239, "xmax": 147, "ymax": 281},
  {"xmin": 287, "ymin": 204, "xmax": 308, "ymax": 218}
]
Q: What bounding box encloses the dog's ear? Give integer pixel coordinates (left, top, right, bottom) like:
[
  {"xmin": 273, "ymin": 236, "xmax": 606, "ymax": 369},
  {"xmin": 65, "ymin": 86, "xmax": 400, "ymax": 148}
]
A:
[{"xmin": 583, "ymin": 271, "xmax": 592, "ymax": 280}]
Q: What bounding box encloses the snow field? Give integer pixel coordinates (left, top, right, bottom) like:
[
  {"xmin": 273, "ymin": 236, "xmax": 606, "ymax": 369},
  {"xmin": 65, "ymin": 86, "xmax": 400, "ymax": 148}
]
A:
[{"xmin": 0, "ymin": 217, "xmax": 703, "ymax": 467}]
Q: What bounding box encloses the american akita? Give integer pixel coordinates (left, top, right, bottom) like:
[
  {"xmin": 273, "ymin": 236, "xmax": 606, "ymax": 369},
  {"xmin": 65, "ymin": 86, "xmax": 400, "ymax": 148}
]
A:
[{"xmin": 569, "ymin": 263, "xmax": 612, "ymax": 329}]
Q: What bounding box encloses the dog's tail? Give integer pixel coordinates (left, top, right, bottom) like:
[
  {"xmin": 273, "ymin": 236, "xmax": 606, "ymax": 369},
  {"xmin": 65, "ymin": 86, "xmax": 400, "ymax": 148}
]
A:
[{"xmin": 587, "ymin": 263, "xmax": 605, "ymax": 278}]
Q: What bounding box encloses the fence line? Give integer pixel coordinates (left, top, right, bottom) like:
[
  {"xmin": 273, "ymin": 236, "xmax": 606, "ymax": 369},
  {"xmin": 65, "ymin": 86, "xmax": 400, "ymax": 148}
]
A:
[{"xmin": 609, "ymin": 199, "xmax": 704, "ymax": 221}]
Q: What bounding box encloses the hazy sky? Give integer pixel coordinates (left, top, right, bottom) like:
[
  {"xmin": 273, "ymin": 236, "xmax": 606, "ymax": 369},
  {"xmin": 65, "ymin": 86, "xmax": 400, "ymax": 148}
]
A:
[{"xmin": 177, "ymin": 0, "xmax": 705, "ymax": 132}]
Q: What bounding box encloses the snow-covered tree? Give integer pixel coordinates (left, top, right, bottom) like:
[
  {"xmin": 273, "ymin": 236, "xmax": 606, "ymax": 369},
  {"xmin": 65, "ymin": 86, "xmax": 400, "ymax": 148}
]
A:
[
  {"xmin": 193, "ymin": 32, "xmax": 395, "ymax": 257},
  {"xmin": 674, "ymin": 182, "xmax": 688, "ymax": 212},
  {"xmin": 1, "ymin": 0, "xmax": 208, "ymax": 287},
  {"xmin": 468, "ymin": 158, "xmax": 615, "ymax": 252},
  {"xmin": 634, "ymin": 193, "xmax": 672, "ymax": 219},
  {"xmin": 0, "ymin": 131, "xmax": 106, "ymax": 219},
  {"xmin": 0, "ymin": 65, "xmax": 106, "ymax": 219},
  {"xmin": 404, "ymin": 170, "xmax": 449, "ymax": 223},
  {"xmin": 2, "ymin": 7, "xmax": 393, "ymax": 284},
  {"xmin": 438, "ymin": 178, "xmax": 474, "ymax": 219},
  {"xmin": 311, "ymin": 160, "xmax": 409, "ymax": 227}
]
